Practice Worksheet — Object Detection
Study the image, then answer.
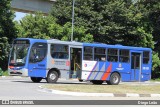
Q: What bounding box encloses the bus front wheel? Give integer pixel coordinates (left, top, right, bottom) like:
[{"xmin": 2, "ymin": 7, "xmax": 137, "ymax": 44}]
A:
[
  {"xmin": 107, "ymin": 73, "xmax": 120, "ymax": 85},
  {"xmin": 46, "ymin": 71, "xmax": 58, "ymax": 83},
  {"xmin": 31, "ymin": 77, "xmax": 42, "ymax": 83}
]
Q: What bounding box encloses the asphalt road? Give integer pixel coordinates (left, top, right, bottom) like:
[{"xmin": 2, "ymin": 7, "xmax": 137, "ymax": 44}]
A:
[{"xmin": 0, "ymin": 77, "xmax": 160, "ymax": 107}]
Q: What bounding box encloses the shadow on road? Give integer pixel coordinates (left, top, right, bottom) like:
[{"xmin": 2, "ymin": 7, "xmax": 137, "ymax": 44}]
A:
[{"xmin": 11, "ymin": 80, "xmax": 105, "ymax": 85}]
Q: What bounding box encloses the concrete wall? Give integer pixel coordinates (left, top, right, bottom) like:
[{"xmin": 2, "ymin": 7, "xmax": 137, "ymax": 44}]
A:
[{"xmin": 11, "ymin": 0, "xmax": 55, "ymax": 14}]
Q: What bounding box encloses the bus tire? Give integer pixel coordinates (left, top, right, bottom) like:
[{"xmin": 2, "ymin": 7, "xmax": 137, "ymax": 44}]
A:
[
  {"xmin": 46, "ymin": 71, "xmax": 58, "ymax": 83},
  {"xmin": 30, "ymin": 77, "xmax": 42, "ymax": 83},
  {"xmin": 79, "ymin": 79, "xmax": 83, "ymax": 82},
  {"xmin": 91, "ymin": 80, "xmax": 103, "ymax": 85},
  {"xmin": 107, "ymin": 73, "xmax": 120, "ymax": 85}
]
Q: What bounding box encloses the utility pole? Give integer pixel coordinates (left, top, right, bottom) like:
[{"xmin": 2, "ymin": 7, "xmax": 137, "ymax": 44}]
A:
[{"xmin": 71, "ymin": 0, "xmax": 75, "ymax": 41}]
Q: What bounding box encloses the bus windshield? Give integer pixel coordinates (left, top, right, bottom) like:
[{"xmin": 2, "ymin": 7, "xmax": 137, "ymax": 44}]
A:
[{"xmin": 9, "ymin": 41, "xmax": 30, "ymax": 66}]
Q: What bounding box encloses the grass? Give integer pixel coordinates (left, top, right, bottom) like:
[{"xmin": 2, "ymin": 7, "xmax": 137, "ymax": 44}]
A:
[
  {"xmin": 151, "ymin": 78, "xmax": 160, "ymax": 82},
  {"xmin": 0, "ymin": 71, "xmax": 9, "ymax": 76},
  {"xmin": 2, "ymin": 71, "xmax": 9, "ymax": 76},
  {"xmin": 43, "ymin": 83, "xmax": 160, "ymax": 94}
]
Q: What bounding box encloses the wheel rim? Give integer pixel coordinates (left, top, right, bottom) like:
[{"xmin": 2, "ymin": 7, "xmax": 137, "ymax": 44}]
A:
[
  {"xmin": 49, "ymin": 73, "xmax": 56, "ymax": 81},
  {"xmin": 113, "ymin": 75, "xmax": 119, "ymax": 83}
]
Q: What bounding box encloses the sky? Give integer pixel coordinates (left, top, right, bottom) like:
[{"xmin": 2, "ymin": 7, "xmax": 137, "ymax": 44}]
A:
[{"xmin": 14, "ymin": 12, "xmax": 26, "ymax": 21}]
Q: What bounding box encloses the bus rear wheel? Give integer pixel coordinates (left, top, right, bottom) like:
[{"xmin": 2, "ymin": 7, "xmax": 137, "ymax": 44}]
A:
[
  {"xmin": 107, "ymin": 73, "xmax": 120, "ymax": 85},
  {"xmin": 91, "ymin": 80, "xmax": 103, "ymax": 85},
  {"xmin": 31, "ymin": 77, "xmax": 42, "ymax": 83},
  {"xmin": 46, "ymin": 71, "xmax": 59, "ymax": 83}
]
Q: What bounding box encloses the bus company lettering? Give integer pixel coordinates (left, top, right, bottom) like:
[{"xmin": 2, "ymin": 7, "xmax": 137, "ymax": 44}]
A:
[
  {"xmin": 54, "ymin": 61, "xmax": 66, "ymax": 65},
  {"xmin": 143, "ymin": 67, "xmax": 149, "ymax": 70},
  {"xmin": 116, "ymin": 63, "xmax": 124, "ymax": 70}
]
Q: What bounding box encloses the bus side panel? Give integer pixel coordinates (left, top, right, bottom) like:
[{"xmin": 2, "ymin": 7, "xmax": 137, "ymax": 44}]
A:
[
  {"xmin": 28, "ymin": 57, "xmax": 47, "ymax": 78},
  {"xmin": 81, "ymin": 60, "xmax": 97, "ymax": 80},
  {"xmin": 82, "ymin": 60, "xmax": 131, "ymax": 81},
  {"xmin": 117, "ymin": 63, "xmax": 131, "ymax": 81},
  {"xmin": 105, "ymin": 62, "xmax": 131, "ymax": 81},
  {"xmin": 46, "ymin": 43, "xmax": 70, "ymax": 79},
  {"xmin": 141, "ymin": 51, "xmax": 152, "ymax": 81},
  {"xmin": 141, "ymin": 64, "xmax": 151, "ymax": 81},
  {"xmin": 46, "ymin": 59, "xmax": 70, "ymax": 79}
]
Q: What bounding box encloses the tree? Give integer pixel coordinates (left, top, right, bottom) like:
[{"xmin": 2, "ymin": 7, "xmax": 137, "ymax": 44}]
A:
[
  {"xmin": 136, "ymin": 0, "xmax": 160, "ymax": 78},
  {"xmin": 51, "ymin": 0, "xmax": 153, "ymax": 48},
  {"xmin": 0, "ymin": 0, "xmax": 17, "ymax": 70},
  {"xmin": 17, "ymin": 13, "xmax": 93, "ymax": 42}
]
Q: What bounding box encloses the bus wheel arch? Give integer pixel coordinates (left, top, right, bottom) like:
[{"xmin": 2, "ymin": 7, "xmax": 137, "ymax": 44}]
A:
[
  {"xmin": 107, "ymin": 71, "xmax": 121, "ymax": 85},
  {"xmin": 46, "ymin": 68, "xmax": 60, "ymax": 83}
]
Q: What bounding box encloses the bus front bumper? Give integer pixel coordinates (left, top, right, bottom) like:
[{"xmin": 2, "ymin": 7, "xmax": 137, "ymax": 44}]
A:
[{"xmin": 8, "ymin": 68, "xmax": 28, "ymax": 77}]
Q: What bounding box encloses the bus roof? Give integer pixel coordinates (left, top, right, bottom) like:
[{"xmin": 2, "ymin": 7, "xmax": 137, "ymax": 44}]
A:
[
  {"xmin": 83, "ymin": 43, "xmax": 152, "ymax": 51},
  {"xmin": 15, "ymin": 38, "xmax": 152, "ymax": 51}
]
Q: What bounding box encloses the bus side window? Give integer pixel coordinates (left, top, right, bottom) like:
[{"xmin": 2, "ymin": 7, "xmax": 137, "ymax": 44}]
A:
[
  {"xmin": 83, "ymin": 47, "xmax": 93, "ymax": 60},
  {"xmin": 51, "ymin": 44, "xmax": 69, "ymax": 59},
  {"xmin": 143, "ymin": 51, "xmax": 150, "ymax": 64},
  {"xmin": 119, "ymin": 49, "xmax": 130, "ymax": 63},
  {"xmin": 29, "ymin": 43, "xmax": 47, "ymax": 63},
  {"xmin": 107, "ymin": 48, "xmax": 118, "ymax": 62},
  {"xmin": 94, "ymin": 47, "xmax": 106, "ymax": 61}
]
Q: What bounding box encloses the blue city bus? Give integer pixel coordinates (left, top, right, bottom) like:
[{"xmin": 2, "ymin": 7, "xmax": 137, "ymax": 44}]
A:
[{"xmin": 8, "ymin": 38, "xmax": 152, "ymax": 85}]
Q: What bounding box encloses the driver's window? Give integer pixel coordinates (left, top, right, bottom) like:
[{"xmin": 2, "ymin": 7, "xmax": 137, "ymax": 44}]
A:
[{"xmin": 29, "ymin": 43, "xmax": 47, "ymax": 63}]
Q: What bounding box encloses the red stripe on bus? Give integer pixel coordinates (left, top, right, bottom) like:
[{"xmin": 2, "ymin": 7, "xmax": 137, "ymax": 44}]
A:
[
  {"xmin": 101, "ymin": 63, "xmax": 112, "ymax": 80},
  {"xmin": 8, "ymin": 66, "xmax": 14, "ymax": 69}
]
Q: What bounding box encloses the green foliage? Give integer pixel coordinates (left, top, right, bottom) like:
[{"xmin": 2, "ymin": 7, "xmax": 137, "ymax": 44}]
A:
[
  {"xmin": 17, "ymin": 13, "xmax": 93, "ymax": 42},
  {"xmin": 0, "ymin": 68, "xmax": 3, "ymax": 76},
  {"xmin": 137, "ymin": 0, "xmax": 160, "ymax": 78},
  {"xmin": 51, "ymin": 0, "xmax": 154, "ymax": 47},
  {"xmin": 0, "ymin": 0, "xmax": 17, "ymax": 70},
  {"xmin": 152, "ymin": 52, "xmax": 160, "ymax": 78},
  {"xmin": 0, "ymin": 37, "xmax": 9, "ymax": 60}
]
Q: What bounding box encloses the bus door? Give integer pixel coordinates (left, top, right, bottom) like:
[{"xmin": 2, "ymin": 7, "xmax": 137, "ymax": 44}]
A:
[
  {"xmin": 28, "ymin": 43, "xmax": 47, "ymax": 78},
  {"xmin": 131, "ymin": 52, "xmax": 142, "ymax": 81},
  {"xmin": 70, "ymin": 47, "xmax": 82, "ymax": 79}
]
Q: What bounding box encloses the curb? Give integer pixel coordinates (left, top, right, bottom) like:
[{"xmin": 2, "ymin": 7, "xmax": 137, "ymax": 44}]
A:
[
  {"xmin": 38, "ymin": 85, "xmax": 160, "ymax": 97},
  {"xmin": 0, "ymin": 76, "xmax": 22, "ymax": 79}
]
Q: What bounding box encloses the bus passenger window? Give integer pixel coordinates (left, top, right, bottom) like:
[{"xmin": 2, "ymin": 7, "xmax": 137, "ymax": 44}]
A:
[
  {"xmin": 119, "ymin": 50, "xmax": 130, "ymax": 63},
  {"xmin": 94, "ymin": 48, "xmax": 106, "ymax": 61},
  {"xmin": 84, "ymin": 47, "xmax": 93, "ymax": 60},
  {"xmin": 29, "ymin": 43, "xmax": 47, "ymax": 63},
  {"xmin": 107, "ymin": 48, "xmax": 118, "ymax": 62},
  {"xmin": 51, "ymin": 44, "xmax": 69, "ymax": 59},
  {"xmin": 143, "ymin": 51, "xmax": 150, "ymax": 64}
]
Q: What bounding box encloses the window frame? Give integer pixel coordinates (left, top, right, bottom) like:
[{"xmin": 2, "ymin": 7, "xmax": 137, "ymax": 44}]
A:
[
  {"xmin": 119, "ymin": 49, "xmax": 130, "ymax": 63},
  {"xmin": 29, "ymin": 42, "xmax": 48, "ymax": 63},
  {"xmin": 50, "ymin": 44, "xmax": 69, "ymax": 59},
  {"xmin": 143, "ymin": 51, "xmax": 150, "ymax": 64},
  {"xmin": 107, "ymin": 48, "xmax": 118, "ymax": 62},
  {"xmin": 83, "ymin": 46, "xmax": 93, "ymax": 61},
  {"xmin": 94, "ymin": 47, "xmax": 106, "ymax": 61}
]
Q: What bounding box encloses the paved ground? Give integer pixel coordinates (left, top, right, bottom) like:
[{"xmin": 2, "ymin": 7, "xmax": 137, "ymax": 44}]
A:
[{"xmin": 0, "ymin": 76, "xmax": 160, "ymax": 107}]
